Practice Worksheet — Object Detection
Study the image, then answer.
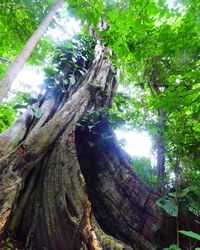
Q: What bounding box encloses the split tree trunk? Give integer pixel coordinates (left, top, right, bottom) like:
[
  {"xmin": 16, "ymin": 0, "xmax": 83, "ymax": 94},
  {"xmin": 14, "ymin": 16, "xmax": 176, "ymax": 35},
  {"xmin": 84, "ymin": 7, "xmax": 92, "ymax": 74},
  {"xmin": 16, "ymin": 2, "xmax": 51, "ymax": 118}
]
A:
[
  {"xmin": 0, "ymin": 0, "xmax": 64, "ymax": 103},
  {"xmin": 0, "ymin": 46, "xmax": 178, "ymax": 250}
]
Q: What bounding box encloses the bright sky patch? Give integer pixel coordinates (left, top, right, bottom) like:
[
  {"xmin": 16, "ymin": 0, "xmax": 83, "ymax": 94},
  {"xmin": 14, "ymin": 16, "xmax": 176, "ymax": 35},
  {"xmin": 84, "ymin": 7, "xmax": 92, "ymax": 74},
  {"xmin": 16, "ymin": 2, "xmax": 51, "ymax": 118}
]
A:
[{"xmin": 115, "ymin": 130, "xmax": 152, "ymax": 158}]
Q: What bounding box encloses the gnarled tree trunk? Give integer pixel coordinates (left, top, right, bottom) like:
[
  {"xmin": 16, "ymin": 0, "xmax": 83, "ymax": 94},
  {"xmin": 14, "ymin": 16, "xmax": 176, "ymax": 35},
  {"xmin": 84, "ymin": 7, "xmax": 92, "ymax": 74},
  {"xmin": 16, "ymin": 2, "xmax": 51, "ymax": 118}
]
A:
[{"xmin": 0, "ymin": 45, "xmax": 178, "ymax": 250}]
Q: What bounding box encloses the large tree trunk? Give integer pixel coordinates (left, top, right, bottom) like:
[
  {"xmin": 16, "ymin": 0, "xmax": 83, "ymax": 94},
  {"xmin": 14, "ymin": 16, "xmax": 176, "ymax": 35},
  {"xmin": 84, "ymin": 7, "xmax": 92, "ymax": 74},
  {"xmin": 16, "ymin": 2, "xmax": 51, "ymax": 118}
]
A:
[
  {"xmin": 0, "ymin": 44, "xmax": 192, "ymax": 250},
  {"xmin": 0, "ymin": 0, "xmax": 64, "ymax": 103}
]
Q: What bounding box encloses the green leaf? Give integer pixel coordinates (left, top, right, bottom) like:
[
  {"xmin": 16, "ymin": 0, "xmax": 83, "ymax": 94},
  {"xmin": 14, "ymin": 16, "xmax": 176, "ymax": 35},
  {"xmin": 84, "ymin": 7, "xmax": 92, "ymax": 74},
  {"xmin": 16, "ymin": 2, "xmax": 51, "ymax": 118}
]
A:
[
  {"xmin": 179, "ymin": 230, "xmax": 200, "ymax": 241},
  {"xmin": 163, "ymin": 244, "xmax": 182, "ymax": 250},
  {"xmin": 169, "ymin": 187, "xmax": 191, "ymax": 198},
  {"xmin": 156, "ymin": 196, "xmax": 178, "ymax": 217},
  {"xmin": 170, "ymin": 244, "xmax": 181, "ymax": 250},
  {"xmin": 169, "ymin": 244, "xmax": 182, "ymax": 250}
]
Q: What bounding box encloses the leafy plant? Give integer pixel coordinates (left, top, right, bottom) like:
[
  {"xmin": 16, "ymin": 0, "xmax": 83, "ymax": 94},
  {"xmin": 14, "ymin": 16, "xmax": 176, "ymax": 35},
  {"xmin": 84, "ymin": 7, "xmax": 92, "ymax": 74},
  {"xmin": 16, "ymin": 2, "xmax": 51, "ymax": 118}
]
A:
[
  {"xmin": 179, "ymin": 230, "xmax": 200, "ymax": 241},
  {"xmin": 44, "ymin": 33, "xmax": 96, "ymax": 91},
  {"xmin": 0, "ymin": 103, "xmax": 16, "ymax": 133},
  {"xmin": 0, "ymin": 91, "xmax": 34, "ymax": 133},
  {"xmin": 168, "ymin": 188, "xmax": 191, "ymax": 199},
  {"xmin": 131, "ymin": 156, "xmax": 157, "ymax": 188},
  {"xmin": 163, "ymin": 244, "xmax": 182, "ymax": 250},
  {"xmin": 0, "ymin": 0, "xmax": 55, "ymax": 77},
  {"xmin": 156, "ymin": 195, "xmax": 178, "ymax": 217}
]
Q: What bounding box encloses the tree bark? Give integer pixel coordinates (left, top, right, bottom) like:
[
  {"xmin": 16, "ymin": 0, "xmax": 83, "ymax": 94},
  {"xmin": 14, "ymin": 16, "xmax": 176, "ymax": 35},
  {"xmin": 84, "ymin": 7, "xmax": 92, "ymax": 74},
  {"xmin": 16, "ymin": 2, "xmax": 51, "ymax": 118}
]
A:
[
  {"xmin": 0, "ymin": 44, "xmax": 190, "ymax": 250},
  {"xmin": 156, "ymin": 108, "xmax": 166, "ymax": 192},
  {"xmin": 76, "ymin": 119, "xmax": 176, "ymax": 250},
  {"xmin": 149, "ymin": 65, "xmax": 167, "ymax": 192},
  {"xmin": 0, "ymin": 0, "xmax": 64, "ymax": 103}
]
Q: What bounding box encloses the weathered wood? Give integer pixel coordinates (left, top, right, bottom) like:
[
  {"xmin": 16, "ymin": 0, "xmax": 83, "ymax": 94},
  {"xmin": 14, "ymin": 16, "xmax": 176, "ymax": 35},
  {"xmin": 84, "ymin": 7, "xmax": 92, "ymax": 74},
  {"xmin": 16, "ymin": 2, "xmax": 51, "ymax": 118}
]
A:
[
  {"xmin": 2, "ymin": 43, "xmax": 195, "ymax": 249},
  {"xmin": 76, "ymin": 119, "xmax": 176, "ymax": 250},
  {"xmin": 0, "ymin": 47, "xmax": 121, "ymax": 249}
]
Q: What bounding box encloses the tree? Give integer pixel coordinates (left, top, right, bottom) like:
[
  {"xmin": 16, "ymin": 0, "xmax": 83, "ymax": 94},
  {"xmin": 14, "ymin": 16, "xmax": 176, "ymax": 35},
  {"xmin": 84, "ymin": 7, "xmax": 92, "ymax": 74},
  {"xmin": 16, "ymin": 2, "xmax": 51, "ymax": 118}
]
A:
[
  {"xmin": 0, "ymin": 0, "xmax": 64, "ymax": 103},
  {"xmin": 0, "ymin": 34, "xmax": 179, "ymax": 250},
  {"xmin": 0, "ymin": 0, "xmax": 199, "ymax": 249},
  {"xmin": 0, "ymin": 0, "xmax": 55, "ymax": 78},
  {"xmin": 96, "ymin": 0, "xmax": 200, "ymax": 194}
]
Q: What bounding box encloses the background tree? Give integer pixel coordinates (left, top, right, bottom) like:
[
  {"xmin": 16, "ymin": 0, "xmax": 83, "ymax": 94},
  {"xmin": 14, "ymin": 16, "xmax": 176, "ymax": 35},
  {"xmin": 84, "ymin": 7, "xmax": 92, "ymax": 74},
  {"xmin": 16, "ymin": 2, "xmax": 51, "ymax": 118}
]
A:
[
  {"xmin": 0, "ymin": 0, "xmax": 64, "ymax": 102},
  {"xmin": 0, "ymin": 0, "xmax": 55, "ymax": 77},
  {"xmin": 99, "ymin": 0, "xmax": 200, "ymax": 191}
]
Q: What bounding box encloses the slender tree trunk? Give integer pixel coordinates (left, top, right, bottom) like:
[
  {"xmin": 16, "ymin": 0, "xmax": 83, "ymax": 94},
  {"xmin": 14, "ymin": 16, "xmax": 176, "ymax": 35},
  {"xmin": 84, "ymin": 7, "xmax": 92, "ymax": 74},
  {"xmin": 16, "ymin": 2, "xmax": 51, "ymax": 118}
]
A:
[
  {"xmin": 149, "ymin": 66, "xmax": 167, "ymax": 192},
  {"xmin": 156, "ymin": 108, "xmax": 166, "ymax": 192},
  {"xmin": 0, "ymin": 0, "xmax": 64, "ymax": 103}
]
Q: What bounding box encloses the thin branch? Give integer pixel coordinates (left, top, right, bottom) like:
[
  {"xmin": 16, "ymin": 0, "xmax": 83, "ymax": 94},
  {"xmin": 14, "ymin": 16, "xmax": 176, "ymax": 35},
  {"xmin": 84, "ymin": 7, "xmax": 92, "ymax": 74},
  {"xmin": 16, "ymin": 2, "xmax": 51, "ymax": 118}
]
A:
[{"xmin": 170, "ymin": 0, "xmax": 193, "ymax": 26}]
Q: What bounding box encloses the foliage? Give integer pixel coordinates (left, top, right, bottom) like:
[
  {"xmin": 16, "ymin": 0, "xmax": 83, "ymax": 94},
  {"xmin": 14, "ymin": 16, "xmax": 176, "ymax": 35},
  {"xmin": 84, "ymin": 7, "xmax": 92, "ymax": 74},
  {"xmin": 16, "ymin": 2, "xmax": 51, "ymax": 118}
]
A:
[
  {"xmin": 1, "ymin": 0, "xmax": 200, "ymax": 247},
  {"xmin": 0, "ymin": 103, "xmax": 16, "ymax": 133},
  {"xmin": 179, "ymin": 230, "xmax": 200, "ymax": 241},
  {"xmin": 73, "ymin": 0, "xmax": 200, "ymax": 194},
  {"xmin": 32, "ymin": 107, "xmax": 42, "ymax": 119},
  {"xmin": 0, "ymin": 91, "xmax": 33, "ymax": 133},
  {"xmin": 156, "ymin": 195, "xmax": 178, "ymax": 217},
  {"xmin": 131, "ymin": 156, "xmax": 157, "ymax": 187},
  {"xmin": 163, "ymin": 244, "xmax": 182, "ymax": 250},
  {"xmin": 0, "ymin": 0, "xmax": 55, "ymax": 77},
  {"xmin": 156, "ymin": 186, "xmax": 200, "ymax": 217},
  {"xmin": 163, "ymin": 231, "xmax": 200, "ymax": 250},
  {"xmin": 44, "ymin": 33, "xmax": 96, "ymax": 91}
]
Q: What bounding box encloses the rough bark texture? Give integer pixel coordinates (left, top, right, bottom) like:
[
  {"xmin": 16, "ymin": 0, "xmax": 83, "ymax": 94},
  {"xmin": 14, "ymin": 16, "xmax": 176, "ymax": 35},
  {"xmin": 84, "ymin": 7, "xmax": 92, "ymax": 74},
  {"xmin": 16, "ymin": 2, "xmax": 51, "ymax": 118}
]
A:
[
  {"xmin": 1, "ymin": 44, "xmax": 196, "ymax": 250},
  {"xmin": 76, "ymin": 119, "xmax": 176, "ymax": 250},
  {"xmin": 0, "ymin": 46, "xmax": 129, "ymax": 250}
]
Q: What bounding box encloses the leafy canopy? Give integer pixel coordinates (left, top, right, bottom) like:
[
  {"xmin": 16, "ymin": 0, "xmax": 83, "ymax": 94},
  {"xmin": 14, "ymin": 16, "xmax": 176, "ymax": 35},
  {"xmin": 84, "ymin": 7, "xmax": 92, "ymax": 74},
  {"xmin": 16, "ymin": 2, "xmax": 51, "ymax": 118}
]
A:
[{"xmin": 0, "ymin": 0, "xmax": 55, "ymax": 77}]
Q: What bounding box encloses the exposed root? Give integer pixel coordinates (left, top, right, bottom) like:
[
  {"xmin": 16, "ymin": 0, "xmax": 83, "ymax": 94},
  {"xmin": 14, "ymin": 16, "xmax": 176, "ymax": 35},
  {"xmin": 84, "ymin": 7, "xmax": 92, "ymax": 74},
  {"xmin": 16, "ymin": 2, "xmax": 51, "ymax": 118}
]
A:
[
  {"xmin": 0, "ymin": 183, "xmax": 19, "ymax": 242},
  {"xmin": 0, "ymin": 204, "xmax": 11, "ymax": 242},
  {"xmin": 81, "ymin": 199, "xmax": 102, "ymax": 250}
]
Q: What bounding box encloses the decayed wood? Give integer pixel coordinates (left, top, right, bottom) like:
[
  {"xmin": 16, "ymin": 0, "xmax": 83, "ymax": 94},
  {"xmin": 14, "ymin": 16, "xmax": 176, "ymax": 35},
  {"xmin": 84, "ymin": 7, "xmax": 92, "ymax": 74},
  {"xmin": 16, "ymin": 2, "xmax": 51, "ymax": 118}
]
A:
[
  {"xmin": 0, "ymin": 47, "xmax": 119, "ymax": 249},
  {"xmin": 76, "ymin": 120, "xmax": 176, "ymax": 250},
  {"xmin": 0, "ymin": 85, "xmax": 90, "ymax": 241},
  {"xmin": 0, "ymin": 109, "xmax": 33, "ymax": 158},
  {"xmin": 0, "ymin": 42, "xmax": 190, "ymax": 249}
]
